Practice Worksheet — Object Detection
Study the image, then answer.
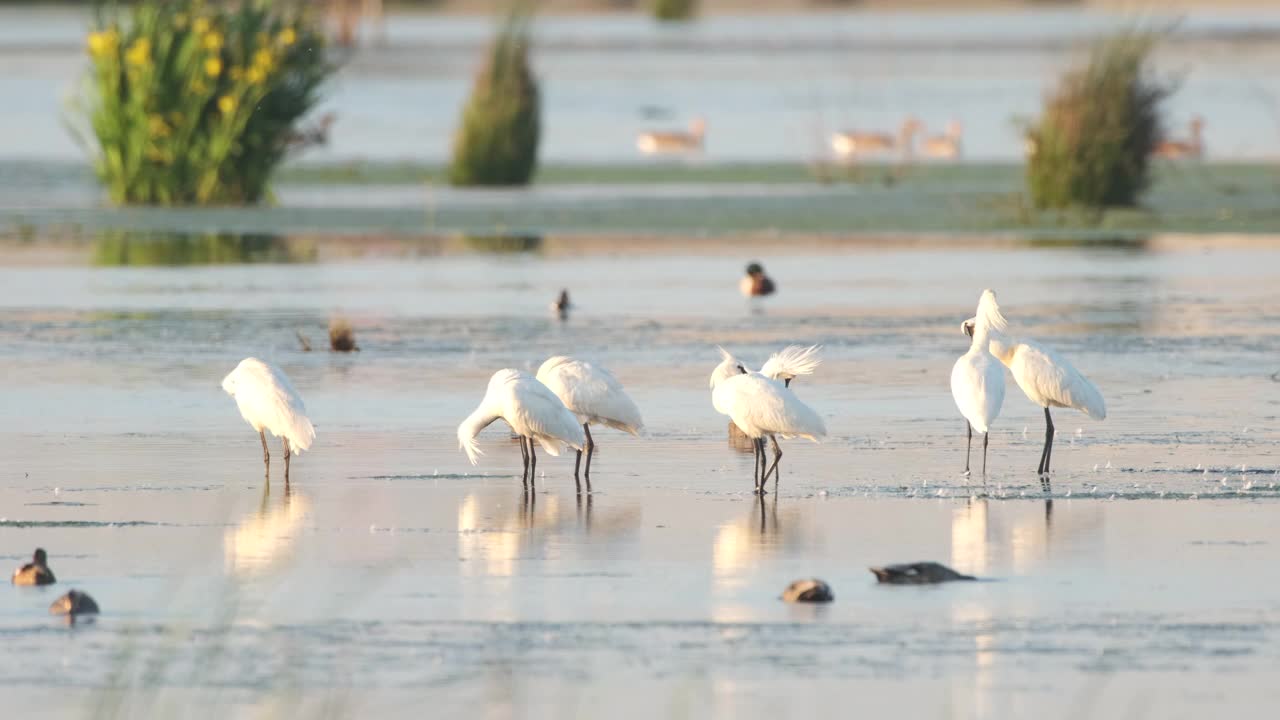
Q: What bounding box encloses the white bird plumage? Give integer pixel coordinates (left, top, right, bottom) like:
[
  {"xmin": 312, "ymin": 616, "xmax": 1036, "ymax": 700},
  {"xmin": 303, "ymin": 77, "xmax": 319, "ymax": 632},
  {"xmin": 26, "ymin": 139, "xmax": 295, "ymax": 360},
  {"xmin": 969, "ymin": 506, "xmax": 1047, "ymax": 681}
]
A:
[
  {"xmin": 458, "ymin": 369, "xmax": 586, "ymax": 489},
  {"xmin": 221, "ymin": 357, "xmax": 316, "ymax": 480},
  {"xmin": 710, "ymin": 348, "xmax": 827, "ymax": 494},
  {"xmin": 964, "ymin": 291, "xmax": 1105, "ymax": 487},
  {"xmin": 536, "ymin": 356, "xmax": 644, "ymax": 489},
  {"xmin": 951, "ymin": 291, "xmax": 1006, "ymax": 477}
]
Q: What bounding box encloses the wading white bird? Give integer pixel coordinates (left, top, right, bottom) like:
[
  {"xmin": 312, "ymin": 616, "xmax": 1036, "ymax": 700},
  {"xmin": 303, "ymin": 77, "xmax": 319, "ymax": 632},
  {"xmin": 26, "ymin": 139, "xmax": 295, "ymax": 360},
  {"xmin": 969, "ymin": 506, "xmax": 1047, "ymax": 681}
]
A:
[
  {"xmin": 713, "ymin": 345, "xmax": 823, "ymax": 482},
  {"xmin": 221, "ymin": 358, "xmax": 316, "ymax": 481},
  {"xmin": 963, "ymin": 292, "xmax": 1106, "ymax": 489},
  {"xmin": 710, "ymin": 348, "xmax": 826, "ymax": 494},
  {"xmin": 458, "ymin": 369, "xmax": 586, "ymax": 491},
  {"xmin": 536, "ymin": 356, "xmax": 644, "ymax": 492},
  {"xmin": 951, "ymin": 290, "xmax": 1007, "ymax": 478}
]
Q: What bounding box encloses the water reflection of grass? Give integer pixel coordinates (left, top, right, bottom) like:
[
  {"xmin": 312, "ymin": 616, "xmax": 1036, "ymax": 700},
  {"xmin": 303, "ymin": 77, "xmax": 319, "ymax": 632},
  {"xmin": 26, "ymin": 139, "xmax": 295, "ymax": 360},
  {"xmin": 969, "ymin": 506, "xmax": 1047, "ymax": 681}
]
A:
[{"xmin": 92, "ymin": 232, "xmax": 317, "ymax": 266}]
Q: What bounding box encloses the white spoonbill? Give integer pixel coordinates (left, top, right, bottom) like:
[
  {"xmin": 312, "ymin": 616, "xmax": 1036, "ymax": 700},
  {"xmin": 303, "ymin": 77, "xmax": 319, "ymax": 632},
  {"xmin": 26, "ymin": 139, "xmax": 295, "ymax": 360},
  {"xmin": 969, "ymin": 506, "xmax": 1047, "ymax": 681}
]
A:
[
  {"xmin": 458, "ymin": 369, "xmax": 586, "ymax": 491},
  {"xmin": 712, "ymin": 345, "xmax": 822, "ymax": 483},
  {"xmin": 710, "ymin": 351, "xmax": 826, "ymax": 494},
  {"xmin": 536, "ymin": 356, "xmax": 644, "ymax": 492},
  {"xmin": 951, "ymin": 290, "xmax": 1006, "ymax": 478},
  {"xmin": 963, "ymin": 292, "xmax": 1105, "ymax": 489},
  {"xmin": 221, "ymin": 358, "xmax": 316, "ymax": 481}
]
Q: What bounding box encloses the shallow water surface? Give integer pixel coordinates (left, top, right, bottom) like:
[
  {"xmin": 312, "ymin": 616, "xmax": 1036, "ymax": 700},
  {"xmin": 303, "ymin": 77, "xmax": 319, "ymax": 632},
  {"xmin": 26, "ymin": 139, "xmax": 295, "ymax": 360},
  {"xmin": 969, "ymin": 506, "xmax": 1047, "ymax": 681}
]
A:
[{"xmin": 1, "ymin": 238, "xmax": 1280, "ymax": 717}]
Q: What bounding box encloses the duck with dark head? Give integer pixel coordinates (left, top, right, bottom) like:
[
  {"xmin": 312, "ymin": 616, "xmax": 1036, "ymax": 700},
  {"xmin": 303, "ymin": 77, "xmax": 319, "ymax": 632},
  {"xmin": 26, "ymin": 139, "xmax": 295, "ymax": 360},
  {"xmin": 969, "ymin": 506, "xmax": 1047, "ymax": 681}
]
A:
[
  {"xmin": 12, "ymin": 548, "xmax": 55, "ymax": 586},
  {"xmin": 740, "ymin": 262, "xmax": 775, "ymax": 298}
]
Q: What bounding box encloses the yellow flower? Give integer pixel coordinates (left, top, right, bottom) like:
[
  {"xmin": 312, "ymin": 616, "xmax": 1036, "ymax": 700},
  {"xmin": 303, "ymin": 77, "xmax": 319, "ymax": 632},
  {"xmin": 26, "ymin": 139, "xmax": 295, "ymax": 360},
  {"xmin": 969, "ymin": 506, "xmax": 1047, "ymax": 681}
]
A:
[
  {"xmin": 174, "ymin": 13, "xmax": 188, "ymax": 30},
  {"xmin": 278, "ymin": 27, "xmax": 297, "ymax": 47},
  {"xmin": 124, "ymin": 38, "xmax": 151, "ymax": 67},
  {"xmin": 252, "ymin": 49, "xmax": 274, "ymax": 71},
  {"xmin": 217, "ymin": 95, "xmax": 236, "ymax": 115},
  {"xmin": 147, "ymin": 114, "xmax": 170, "ymax": 138},
  {"xmin": 204, "ymin": 57, "xmax": 222, "ymax": 77},
  {"xmin": 246, "ymin": 66, "xmax": 265, "ymax": 85},
  {"xmin": 203, "ymin": 31, "xmax": 223, "ymax": 51},
  {"xmin": 193, "ymin": 17, "xmax": 210, "ymax": 35},
  {"xmin": 86, "ymin": 30, "xmax": 118, "ymax": 58}
]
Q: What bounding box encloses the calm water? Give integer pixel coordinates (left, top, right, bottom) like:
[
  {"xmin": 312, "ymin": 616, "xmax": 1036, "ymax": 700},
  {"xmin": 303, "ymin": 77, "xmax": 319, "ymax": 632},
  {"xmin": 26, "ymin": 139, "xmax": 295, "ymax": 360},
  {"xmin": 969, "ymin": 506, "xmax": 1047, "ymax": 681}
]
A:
[
  {"xmin": 1, "ymin": 238, "xmax": 1280, "ymax": 717},
  {"xmin": 2, "ymin": 6, "xmax": 1280, "ymax": 164}
]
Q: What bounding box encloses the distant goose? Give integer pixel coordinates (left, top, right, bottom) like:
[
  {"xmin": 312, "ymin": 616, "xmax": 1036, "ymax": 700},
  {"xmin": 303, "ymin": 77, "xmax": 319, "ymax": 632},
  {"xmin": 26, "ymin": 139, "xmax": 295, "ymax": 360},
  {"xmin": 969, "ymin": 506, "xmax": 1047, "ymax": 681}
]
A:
[
  {"xmin": 922, "ymin": 121, "xmax": 963, "ymax": 160},
  {"xmin": 1153, "ymin": 116, "xmax": 1204, "ymax": 160},
  {"xmin": 536, "ymin": 356, "xmax": 644, "ymax": 491},
  {"xmin": 49, "ymin": 589, "xmax": 99, "ymax": 623},
  {"xmin": 782, "ymin": 578, "xmax": 834, "ymax": 603},
  {"xmin": 636, "ymin": 117, "xmax": 705, "ymax": 155},
  {"xmin": 963, "ymin": 292, "xmax": 1105, "ymax": 489},
  {"xmin": 12, "ymin": 548, "xmax": 55, "ymax": 586},
  {"xmin": 870, "ymin": 562, "xmax": 975, "ymax": 584},
  {"xmin": 831, "ymin": 118, "xmax": 920, "ymax": 160},
  {"xmin": 221, "ymin": 358, "xmax": 316, "ymax": 481},
  {"xmin": 739, "ymin": 262, "xmax": 775, "ymax": 298}
]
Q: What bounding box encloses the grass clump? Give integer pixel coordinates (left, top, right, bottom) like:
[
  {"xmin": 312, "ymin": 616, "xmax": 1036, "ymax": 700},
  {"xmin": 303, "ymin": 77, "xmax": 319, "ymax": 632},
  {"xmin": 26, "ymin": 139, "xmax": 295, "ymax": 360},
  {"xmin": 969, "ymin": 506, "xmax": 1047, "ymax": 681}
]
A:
[
  {"xmin": 76, "ymin": 0, "xmax": 335, "ymax": 205},
  {"xmin": 1026, "ymin": 29, "xmax": 1172, "ymax": 210},
  {"xmin": 449, "ymin": 3, "xmax": 540, "ymax": 187},
  {"xmin": 651, "ymin": 0, "xmax": 698, "ymax": 22}
]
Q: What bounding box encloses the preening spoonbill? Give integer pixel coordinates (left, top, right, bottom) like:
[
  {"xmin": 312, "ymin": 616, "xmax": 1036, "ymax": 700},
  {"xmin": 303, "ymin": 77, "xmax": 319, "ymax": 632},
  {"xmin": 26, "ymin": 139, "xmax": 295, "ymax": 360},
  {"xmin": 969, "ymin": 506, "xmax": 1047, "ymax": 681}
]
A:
[
  {"xmin": 740, "ymin": 262, "xmax": 776, "ymax": 298},
  {"xmin": 222, "ymin": 358, "xmax": 316, "ymax": 481},
  {"xmin": 12, "ymin": 548, "xmax": 55, "ymax": 586},
  {"xmin": 952, "ymin": 290, "xmax": 1007, "ymax": 477},
  {"xmin": 713, "ymin": 345, "xmax": 822, "ymax": 479},
  {"xmin": 963, "ymin": 292, "xmax": 1106, "ymax": 489},
  {"xmin": 458, "ymin": 369, "xmax": 586, "ymax": 490},
  {"xmin": 710, "ymin": 350, "xmax": 826, "ymax": 494},
  {"xmin": 536, "ymin": 356, "xmax": 644, "ymax": 492}
]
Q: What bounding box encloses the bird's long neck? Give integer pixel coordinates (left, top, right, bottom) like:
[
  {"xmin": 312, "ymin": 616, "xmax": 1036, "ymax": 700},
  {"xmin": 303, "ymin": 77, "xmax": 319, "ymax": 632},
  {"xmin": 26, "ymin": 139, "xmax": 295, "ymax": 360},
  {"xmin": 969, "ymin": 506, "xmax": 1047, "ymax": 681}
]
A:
[
  {"xmin": 458, "ymin": 403, "xmax": 501, "ymax": 464},
  {"xmin": 982, "ymin": 325, "xmax": 1016, "ymax": 365}
]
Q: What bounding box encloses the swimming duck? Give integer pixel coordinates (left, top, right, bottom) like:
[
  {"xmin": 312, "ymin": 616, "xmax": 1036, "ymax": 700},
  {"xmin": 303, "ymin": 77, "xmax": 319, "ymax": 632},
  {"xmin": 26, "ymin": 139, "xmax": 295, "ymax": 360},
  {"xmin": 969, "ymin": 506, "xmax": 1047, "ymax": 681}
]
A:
[
  {"xmin": 12, "ymin": 548, "xmax": 56, "ymax": 586},
  {"xmin": 870, "ymin": 562, "xmax": 975, "ymax": 585},
  {"xmin": 551, "ymin": 289, "xmax": 572, "ymax": 321},
  {"xmin": 739, "ymin": 262, "xmax": 775, "ymax": 298},
  {"xmin": 49, "ymin": 589, "xmax": 99, "ymax": 620},
  {"xmin": 782, "ymin": 578, "xmax": 834, "ymax": 603}
]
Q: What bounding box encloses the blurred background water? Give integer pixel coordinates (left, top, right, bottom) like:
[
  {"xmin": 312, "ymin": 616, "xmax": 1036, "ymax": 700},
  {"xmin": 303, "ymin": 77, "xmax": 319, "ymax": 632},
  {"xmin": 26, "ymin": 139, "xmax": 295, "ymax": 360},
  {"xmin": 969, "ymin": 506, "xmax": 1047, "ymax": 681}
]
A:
[{"xmin": 3, "ymin": 5, "xmax": 1280, "ymax": 166}]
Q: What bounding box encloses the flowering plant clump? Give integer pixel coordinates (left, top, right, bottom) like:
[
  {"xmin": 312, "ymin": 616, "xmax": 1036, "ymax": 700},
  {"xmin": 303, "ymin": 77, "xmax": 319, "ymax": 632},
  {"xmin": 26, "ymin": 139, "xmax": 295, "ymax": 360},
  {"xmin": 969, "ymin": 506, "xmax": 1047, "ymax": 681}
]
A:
[{"xmin": 78, "ymin": 0, "xmax": 333, "ymax": 205}]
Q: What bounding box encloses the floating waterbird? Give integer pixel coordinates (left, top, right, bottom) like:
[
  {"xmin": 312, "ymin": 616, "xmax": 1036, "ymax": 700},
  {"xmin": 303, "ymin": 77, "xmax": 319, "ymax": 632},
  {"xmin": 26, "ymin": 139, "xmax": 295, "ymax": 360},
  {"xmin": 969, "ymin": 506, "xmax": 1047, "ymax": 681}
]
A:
[
  {"xmin": 536, "ymin": 357, "xmax": 644, "ymax": 492},
  {"xmin": 329, "ymin": 317, "xmax": 359, "ymax": 352},
  {"xmin": 636, "ymin": 117, "xmax": 705, "ymax": 155},
  {"xmin": 49, "ymin": 589, "xmax": 99, "ymax": 623},
  {"xmin": 782, "ymin": 578, "xmax": 834, "ymax": 603},
  {"xmin": 963, "ymin": 292, "xmax": 1105, "ymax": 490},
  {"xmin": 11, "ymin": 548, "xmax": 55, "ymax": 586},
  {"xmin": 551, "ymin": 289, "xmax": 572, "ymax": 321},
  {"xmin": 870, "ymin": 562, "xmax": 975, "ymax": 585},
  {"xmin": 221, "ymin": 358, "xmax": 317, "ymax": 481},
  {"xmin": 739, "ymin": 262, "xmax": 776, "ymax": 298},
  {"xmin": 952, "ymin": 290, "xmax": 1007, "ymax": 478},
  {"xmin": 710, "ymin": 350, "xmax": 826, "ymax": 495},
  {"xmin": 458, "ymin": 369, "xmax": 585, "ymax": 491}
]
